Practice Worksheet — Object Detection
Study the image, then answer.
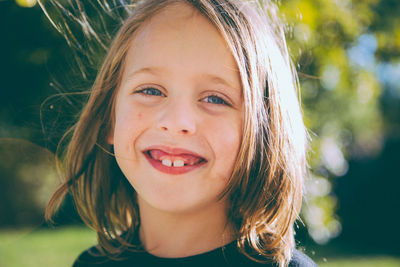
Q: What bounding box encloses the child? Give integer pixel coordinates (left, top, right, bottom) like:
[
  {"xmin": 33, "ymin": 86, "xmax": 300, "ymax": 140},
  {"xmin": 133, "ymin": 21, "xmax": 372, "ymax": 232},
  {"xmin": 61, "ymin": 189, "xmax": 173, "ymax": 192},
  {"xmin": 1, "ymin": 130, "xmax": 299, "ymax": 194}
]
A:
[{"xmin": 46, "ymin": 0, "xmax": 316, "ymax": 266}]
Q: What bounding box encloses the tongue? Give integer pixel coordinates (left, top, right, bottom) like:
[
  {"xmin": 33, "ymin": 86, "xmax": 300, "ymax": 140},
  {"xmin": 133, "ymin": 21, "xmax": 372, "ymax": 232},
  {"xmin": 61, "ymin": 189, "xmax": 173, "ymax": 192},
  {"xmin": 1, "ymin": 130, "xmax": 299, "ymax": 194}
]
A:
[{"xmin": 149, "ymin": 149, "xmax": 203, "ymax": 165}]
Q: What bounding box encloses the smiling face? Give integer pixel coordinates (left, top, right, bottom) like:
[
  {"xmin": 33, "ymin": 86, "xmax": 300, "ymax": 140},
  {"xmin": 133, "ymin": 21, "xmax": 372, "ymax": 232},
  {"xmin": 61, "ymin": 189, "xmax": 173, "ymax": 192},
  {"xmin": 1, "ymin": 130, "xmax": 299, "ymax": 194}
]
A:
[{"xmin": 108, "ymin": 3, "xmax": 243, "ymax": 215}]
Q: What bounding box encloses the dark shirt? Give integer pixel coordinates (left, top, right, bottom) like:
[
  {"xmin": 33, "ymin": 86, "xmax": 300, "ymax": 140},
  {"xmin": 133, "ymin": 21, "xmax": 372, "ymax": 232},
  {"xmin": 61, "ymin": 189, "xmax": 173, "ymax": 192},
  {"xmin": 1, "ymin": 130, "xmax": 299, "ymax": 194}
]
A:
[{"xmin": 72, "ymin": 242, "xmax": 317, "ymax": 267}]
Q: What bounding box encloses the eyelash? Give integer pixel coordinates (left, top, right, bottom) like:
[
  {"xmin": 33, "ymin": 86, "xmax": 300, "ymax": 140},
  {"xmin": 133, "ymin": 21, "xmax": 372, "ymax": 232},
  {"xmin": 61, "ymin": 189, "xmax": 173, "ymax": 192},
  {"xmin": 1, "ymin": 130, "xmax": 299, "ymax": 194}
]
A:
[
  {"xmin": 134, "ymin": 87, "xmax": 230, "ymax": 106},
  {"xmin": 135, "ymin": 87, "xmax": 165, "ymax": 97},
  {"xmin": 201, "ymin": 94, "xmax": 230, "ymax": 106}
]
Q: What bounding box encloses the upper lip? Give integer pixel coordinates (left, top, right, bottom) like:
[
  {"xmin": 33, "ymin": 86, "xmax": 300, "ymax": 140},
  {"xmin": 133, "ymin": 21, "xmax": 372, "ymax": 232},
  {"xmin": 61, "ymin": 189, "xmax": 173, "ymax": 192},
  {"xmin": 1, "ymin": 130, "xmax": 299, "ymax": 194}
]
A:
[{"xmin": 142, "ymin": 145, "xmax": 207, "ymax": 161}]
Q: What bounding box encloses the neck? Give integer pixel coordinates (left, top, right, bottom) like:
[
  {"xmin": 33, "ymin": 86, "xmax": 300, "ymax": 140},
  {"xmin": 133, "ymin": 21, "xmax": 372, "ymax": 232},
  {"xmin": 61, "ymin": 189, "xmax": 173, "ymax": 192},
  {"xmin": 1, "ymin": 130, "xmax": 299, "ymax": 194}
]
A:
[{"xmin": 138, "ymin": 197, "xmax": 235, "ymax": 258}]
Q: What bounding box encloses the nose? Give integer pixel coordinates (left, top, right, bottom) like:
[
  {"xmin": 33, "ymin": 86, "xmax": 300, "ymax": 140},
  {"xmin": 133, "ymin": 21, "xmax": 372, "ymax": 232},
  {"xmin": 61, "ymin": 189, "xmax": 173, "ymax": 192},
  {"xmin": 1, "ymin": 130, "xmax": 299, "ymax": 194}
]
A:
[{"xmin": 156, "ymin": 99, "xmax": 196, "ymax": 135}]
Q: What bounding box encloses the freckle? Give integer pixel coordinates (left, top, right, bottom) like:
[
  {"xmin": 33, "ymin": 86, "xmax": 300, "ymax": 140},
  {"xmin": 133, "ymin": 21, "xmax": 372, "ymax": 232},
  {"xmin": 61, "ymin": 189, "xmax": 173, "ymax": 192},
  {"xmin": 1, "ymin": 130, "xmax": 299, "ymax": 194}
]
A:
[{"xmin": 137, "ymin": 113, "xmax": 143, "ymax": 119}]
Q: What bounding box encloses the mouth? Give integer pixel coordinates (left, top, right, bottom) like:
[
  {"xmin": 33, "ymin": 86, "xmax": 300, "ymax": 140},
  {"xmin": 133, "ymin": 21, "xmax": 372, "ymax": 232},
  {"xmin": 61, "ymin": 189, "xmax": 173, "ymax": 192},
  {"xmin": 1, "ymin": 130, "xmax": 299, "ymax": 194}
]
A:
[{"xmin": 143, "ymin": 147, "xmax": 207, "ymax": 175}]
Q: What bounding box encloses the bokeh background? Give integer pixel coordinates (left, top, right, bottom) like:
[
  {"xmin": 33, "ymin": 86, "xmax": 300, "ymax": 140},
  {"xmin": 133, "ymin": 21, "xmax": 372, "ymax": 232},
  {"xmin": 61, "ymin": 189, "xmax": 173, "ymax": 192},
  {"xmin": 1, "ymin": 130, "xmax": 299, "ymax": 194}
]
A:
[{"xmin": 0, "ymin": 0, "xmax": 399, "ymax": 266}]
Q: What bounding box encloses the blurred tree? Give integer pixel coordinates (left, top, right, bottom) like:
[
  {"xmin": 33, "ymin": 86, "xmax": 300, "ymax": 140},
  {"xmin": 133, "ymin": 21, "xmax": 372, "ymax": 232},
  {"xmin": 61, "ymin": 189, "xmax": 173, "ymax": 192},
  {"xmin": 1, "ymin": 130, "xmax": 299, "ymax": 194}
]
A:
[
  {"xmin": 0, "ymin": 139, "xmax": 57, "ymax": 226},
  {"xmin": 0, "ymin": 1, "xmax": 78, "ymax": 227},
  {"xmin": 280, "ymin": 0, "xmax": 400, "ymax": 245},
  {"xmin": 15, "ymin": 0, "xmax": 37, "ymax": 8}
]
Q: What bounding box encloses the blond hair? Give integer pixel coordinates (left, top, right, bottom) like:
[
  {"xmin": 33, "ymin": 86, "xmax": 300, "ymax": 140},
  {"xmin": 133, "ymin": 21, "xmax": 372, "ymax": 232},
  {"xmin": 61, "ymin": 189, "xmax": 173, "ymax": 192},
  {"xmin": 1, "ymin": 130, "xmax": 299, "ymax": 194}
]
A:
[{"xmin": 46, "ymin": 1, "xmax": 307, "ymax": 266}]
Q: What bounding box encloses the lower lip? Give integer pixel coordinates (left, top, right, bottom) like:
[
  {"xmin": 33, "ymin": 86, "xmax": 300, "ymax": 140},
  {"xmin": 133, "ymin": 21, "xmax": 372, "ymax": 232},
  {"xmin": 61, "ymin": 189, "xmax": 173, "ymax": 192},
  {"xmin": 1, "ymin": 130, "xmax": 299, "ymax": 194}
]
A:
[{"xmin": 144, "ymin": 152, "xmax": 206, "ymax": 175}]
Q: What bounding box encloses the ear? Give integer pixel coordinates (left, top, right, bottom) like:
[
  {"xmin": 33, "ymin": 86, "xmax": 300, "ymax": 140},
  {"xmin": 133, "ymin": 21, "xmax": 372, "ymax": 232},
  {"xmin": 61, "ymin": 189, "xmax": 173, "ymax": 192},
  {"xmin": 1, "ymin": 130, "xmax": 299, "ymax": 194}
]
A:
[{"xmin": 106, "ymin": 129, "xmax": 114, "ymax": 145}]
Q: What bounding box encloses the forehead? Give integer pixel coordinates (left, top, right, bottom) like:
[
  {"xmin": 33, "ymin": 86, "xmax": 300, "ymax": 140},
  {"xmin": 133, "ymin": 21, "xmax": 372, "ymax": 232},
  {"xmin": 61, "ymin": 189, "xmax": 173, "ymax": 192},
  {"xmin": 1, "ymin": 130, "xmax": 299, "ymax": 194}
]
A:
[{"xmin": 121, "ymin": 2, "xmax": 241, "ymax": 91}]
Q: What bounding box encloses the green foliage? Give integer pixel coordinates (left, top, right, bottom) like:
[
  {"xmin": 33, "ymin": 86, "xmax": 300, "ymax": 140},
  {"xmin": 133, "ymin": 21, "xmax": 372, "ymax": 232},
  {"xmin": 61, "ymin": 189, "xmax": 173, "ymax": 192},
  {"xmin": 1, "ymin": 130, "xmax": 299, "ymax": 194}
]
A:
[
  {"xmin": 0, "ymin": 139, "xmax": 58, "ymax": 227},
  {"xmin": 280, "ymin": 0, "xmax": 400, "ymax": 243},
  {"xmin": 15, "ymin": 0, "xmax": 37, "ymax": 8}
]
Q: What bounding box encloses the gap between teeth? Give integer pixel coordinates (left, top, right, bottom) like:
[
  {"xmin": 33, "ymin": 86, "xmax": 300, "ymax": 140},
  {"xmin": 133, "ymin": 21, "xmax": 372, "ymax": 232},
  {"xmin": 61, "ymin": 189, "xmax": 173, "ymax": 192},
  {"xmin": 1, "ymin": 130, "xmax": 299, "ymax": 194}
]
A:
[{"xmin": 161, "ymin": 159, "xmax": 185, "ymax": 167}]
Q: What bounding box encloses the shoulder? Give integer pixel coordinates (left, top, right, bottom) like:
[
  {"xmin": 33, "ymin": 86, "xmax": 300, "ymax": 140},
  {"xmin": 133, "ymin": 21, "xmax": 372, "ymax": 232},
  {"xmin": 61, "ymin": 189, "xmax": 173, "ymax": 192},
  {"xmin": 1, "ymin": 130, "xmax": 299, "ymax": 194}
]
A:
[
  {"xmin": 72, "ymin": 245, "xmax": 146, "ymax": 267},
  {"xmin": 288, "ymin": 249, "xmax": 318, "ymax": 267},
  {"xmin": 72, "ymin": 246, "xmax": 121, "ymax": 267},
  {"xmin": 224, "ymin": 242, "xmax": 317, "ymax": 267},
  {"xmin": 71, "ymin": 244, "xmax": 317, "ymax": 267}
]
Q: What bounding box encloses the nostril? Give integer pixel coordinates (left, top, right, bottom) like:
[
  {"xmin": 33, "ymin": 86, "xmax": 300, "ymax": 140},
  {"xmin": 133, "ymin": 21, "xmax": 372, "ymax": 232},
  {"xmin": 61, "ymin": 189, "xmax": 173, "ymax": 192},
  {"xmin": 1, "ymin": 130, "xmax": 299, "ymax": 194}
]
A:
[{"xmin": 159, "ymin": 125, "xmax": 192, "ymax": 134}]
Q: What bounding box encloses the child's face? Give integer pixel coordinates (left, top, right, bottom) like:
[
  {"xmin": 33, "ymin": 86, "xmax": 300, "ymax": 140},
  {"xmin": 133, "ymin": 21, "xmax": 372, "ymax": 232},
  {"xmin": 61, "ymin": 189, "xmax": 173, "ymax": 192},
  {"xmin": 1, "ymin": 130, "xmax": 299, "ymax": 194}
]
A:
[{"xmin": 108, "ymin": 3, "xmax": 243, "ymax": 215}]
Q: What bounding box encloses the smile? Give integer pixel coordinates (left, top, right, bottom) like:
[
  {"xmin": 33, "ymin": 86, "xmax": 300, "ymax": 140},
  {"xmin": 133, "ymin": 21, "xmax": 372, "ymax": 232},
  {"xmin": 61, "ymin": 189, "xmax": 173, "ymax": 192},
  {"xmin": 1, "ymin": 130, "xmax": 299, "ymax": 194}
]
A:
[{"xmin": 143, "ymin": 147, "xmax": 207, "ymax": 175}]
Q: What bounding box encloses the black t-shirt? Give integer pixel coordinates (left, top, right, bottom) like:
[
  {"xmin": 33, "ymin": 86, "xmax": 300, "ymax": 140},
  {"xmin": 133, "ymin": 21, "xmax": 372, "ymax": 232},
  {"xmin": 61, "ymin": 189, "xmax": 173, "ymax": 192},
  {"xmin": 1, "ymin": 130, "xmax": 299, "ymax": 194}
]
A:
[{"xmin": 72, "ymin": 242, "xmax": 317, "ymax": 267}]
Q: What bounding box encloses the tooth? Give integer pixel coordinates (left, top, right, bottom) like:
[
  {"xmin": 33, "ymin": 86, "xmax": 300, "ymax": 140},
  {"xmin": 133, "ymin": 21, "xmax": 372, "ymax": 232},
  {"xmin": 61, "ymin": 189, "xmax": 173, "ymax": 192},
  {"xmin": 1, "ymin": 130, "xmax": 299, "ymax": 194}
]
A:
[
  {"xmin": 161, "ymin": 159, "xmax": 172, "ymax": 167},
  {"xmin": 173, "ymin": 159, "xmax": 184, "ymax": 167}
]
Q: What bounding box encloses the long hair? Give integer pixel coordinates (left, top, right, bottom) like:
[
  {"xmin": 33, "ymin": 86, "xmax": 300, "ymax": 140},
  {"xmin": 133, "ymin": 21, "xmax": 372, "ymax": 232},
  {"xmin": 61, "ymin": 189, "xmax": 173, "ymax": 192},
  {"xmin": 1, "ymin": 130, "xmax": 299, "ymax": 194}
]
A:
[{"xmin": 45, "ymin": 1, "xmax": 307, "ymax": 266}]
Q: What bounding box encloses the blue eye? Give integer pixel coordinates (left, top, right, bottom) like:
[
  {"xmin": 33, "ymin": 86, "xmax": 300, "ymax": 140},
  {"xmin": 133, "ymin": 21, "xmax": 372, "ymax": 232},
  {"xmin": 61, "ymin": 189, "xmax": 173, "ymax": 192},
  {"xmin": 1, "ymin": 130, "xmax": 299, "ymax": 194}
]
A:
[
  {"xmin": 137, "ymin": 87, "xmax": 164, "ymax": 96},
  {"xmin": 203, "ymin": 95, "xmax": 228, "ymax": 105}
]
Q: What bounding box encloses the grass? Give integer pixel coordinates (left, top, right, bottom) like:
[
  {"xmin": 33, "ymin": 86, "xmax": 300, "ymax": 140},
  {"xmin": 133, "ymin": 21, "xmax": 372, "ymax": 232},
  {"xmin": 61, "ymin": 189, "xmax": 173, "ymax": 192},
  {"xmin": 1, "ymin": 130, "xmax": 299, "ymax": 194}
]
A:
[
  {"xmin": 0, "ymin": 226, "xmax": 399, "ymax": 267},
  {"xmin": 317, "ymin": 257, "xmax": 400, "ymax": 267},
  {"xmin": 0, "ymin": 226, "xmax": 97, "ymax": 267}
]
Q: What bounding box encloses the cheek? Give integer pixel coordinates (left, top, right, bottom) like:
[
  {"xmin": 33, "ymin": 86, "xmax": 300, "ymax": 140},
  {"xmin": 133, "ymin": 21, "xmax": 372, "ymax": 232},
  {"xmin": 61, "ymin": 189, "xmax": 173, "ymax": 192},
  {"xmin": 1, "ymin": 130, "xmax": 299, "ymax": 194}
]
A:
[
  {"xmin": 206, "ymin": 116, "xmax": 242, "ymax": 172},
  {"xmin": 113, "ymin": 107, "xmax": 147, "ymax": 149},
  {"xmin": 219, "ymin": 128, "xmax": 241, "ymax": 161},
  {"xmin": 115, "ymin": 102, "xmax": 146, "ymax": 130}
]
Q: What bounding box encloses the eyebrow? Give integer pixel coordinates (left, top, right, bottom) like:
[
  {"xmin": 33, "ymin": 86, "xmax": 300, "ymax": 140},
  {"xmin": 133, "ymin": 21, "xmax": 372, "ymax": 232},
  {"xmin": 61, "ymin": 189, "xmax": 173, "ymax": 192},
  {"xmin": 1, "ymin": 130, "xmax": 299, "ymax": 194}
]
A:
[
  {"xmin": 199, "ymin": 73, "xmax": 240, "ymax": 92},
  {"xmin": 126, "ymin": 66, "xmax": 167, "ymax": 79}
]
